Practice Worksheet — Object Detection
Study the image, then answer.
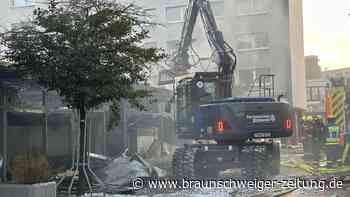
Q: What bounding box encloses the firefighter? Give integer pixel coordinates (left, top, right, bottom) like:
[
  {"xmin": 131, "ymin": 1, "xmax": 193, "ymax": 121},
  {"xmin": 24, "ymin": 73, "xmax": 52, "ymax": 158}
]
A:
[
  {"xmin": 301, "ymin": 115, "xmax": 325, "ymax": 163},
  {"xmin": 311, "ymin": 116, "xmax": 325, "ymax": 163},
  {"xmin": 301, "ymin": 115, "xmax": 313, "ymax": 160},
  {"xmin": 325, "ymin": 117, "xmax": 341, "ymax": 167}
]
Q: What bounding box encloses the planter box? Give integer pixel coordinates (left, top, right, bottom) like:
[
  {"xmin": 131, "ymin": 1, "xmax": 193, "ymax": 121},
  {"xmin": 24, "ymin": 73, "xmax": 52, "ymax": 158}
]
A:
[{"xmin": 0, "ymin": 182, "xmax": 56, "ymax": 197}]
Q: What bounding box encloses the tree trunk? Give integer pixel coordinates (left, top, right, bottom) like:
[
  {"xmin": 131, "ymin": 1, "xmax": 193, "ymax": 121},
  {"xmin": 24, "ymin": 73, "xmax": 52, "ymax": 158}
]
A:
[
  {"xmin": 41, "ymin": 90, "xmax": 48, "ymax": 156},
  {"xmin": 121, "ymin": 99, "xmax": 128, "ymax": 151},
  {"xmin": 78, "ymin": 106, "xmax": 87, "ymax": 196}
]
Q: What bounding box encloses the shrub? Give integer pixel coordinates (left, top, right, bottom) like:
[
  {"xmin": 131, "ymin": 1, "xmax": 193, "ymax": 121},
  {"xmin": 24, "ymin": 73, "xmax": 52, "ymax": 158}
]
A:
[{"xmin": 12, "ymin": 151, "xmax": 49, "ymax": 184}]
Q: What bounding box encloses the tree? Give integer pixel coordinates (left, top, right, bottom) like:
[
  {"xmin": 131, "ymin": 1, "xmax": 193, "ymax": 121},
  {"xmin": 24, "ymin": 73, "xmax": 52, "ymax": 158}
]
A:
[{"xmin": 1, "ymin": 0, "xmax": 165, "ymax": 194}]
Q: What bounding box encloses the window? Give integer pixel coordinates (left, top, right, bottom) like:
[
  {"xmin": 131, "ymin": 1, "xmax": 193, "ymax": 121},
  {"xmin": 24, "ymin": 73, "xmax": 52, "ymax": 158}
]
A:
[
  {"xmin": 159, "ymin": 69, "xmax": 175, "ymax": 85},
  {"xmin": 255, "ymin": 68, "xmax": 271, "ymax": 77},
  {"xmin": 238, "ymin": 68, "xmax": 271, "ymax": 88},
  {"xmin": 237, "ymin": 0, "xmax": 270, "ymax": 15},
  {"xmin": 306, "ymin": 87, "xmax": 321, "ymax": 101},
  {"xmin": 306, "ymin": 88, "xmax": 312, "ymax": 101},
  {"xmin": 254, "ymin": 32, "xmax": 269, "ymax": 48},
  {"xmin": 237, "ymin": 34, "xmax": 252, "ymax": 50},
  {"xmin": 311, "ymin": 88, "xmax": 320, "ymax": 101},
  {"xmin": 239, "ymin": 69, "xmax": 254, "ymax": 88},
  {"xmin": 237, "ymin": 32, "xmax": 269, "ymax": 50},
  {"xmin": 167, "ymin": 22, "xmax": 183, "ymax": 39},
  {"xmin": 237, "ymin": 0, "xmax": 250, "ymax": 15},
  {"xmin": 237, "ymin": 53, "xmax": 251, "ymax": 66},
  {"xmin": 166, "ymin": 40, "xmax": 180, "ymax": 54},
  {"xmin": 237, "ymin": 51, "xmax": 270, "ymax": 69},
  {"xmin": 143, "ymin": 8, "xmax": 157, "ymax": 23},
  {"xmin": 166, "ymin": 6, "xmax": 187, "ymax": 22},
  {"xmin": 142, "ymin": 8, "xmax": 157, "ymax": 35},
  {"xmin": 177, "ymin": 83, "xmax": 188, "ymax": 123},
  {"xmin": 210, "ymin": 1, "xmax": 224, "ymax": 17},
  {"xmin": 253, "ymin": 0, "xmax": 269, "ymax": 13},
  {"xmin": 143, "ymin": 42, "xmax": 157, "ymax": 49},
  {"xmin": 144, "ymin": 24, "xmax": 157, "ymax": 36},
  {"xmin": 198, "ymin": 82, "xmax": 217, "ymax": 102},
  {"xmin": 254, "ymin": 68, "xmax": 271, "ymax": 88},
  {"xmin": 12, "ymin": 0, "xmax": 33, "ymax": 7}
]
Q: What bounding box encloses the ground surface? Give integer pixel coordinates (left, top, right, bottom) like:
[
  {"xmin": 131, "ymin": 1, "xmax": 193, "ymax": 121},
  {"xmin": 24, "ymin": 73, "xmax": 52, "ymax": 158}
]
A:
[
  {"xmin": 63, "ymin": 147, "xmax": 350, "ymax": 197},
  {"xmin": 97, "ymin": 147, "xmax": 350, "ymax": 197}
]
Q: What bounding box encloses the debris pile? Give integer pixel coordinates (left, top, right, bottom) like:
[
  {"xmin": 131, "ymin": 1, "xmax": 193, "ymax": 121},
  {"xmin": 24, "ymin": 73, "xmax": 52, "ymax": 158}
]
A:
[
  {"xmin": 96, "ymin": 151, "xmax": 167, "ymax": 193},
  {"xmin": 53, "ymin": 150, "xmax": 167, "ymax": 194}
]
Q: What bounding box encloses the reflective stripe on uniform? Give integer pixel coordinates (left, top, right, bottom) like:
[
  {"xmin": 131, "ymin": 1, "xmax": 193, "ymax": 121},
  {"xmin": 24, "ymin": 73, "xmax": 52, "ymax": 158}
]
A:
[
  {"xmin": 326, "ymin": 125, "xmax": 340, "ymax": 145},
  {"xmin": 330, "ymin": 87, "xmax": 346, "ymax": 145}
]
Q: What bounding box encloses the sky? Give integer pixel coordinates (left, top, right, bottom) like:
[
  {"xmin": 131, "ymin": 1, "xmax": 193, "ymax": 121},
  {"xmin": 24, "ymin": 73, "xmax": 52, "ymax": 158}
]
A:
[{"xmin": 303, "ymin": 0, "xmax": 350, "ymax": 70}]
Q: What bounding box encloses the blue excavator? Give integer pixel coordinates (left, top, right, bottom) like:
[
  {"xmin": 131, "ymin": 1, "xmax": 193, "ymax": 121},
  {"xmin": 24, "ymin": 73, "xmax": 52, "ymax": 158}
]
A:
[{"xmin": 170, "ymin": 0, "xmax": 293, "ymax": 178}]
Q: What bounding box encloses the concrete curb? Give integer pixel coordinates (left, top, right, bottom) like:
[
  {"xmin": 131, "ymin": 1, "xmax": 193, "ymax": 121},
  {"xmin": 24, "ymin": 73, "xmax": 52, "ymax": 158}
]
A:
[{"xmin": 0, "ymin": 182, "xmax": 56, "ymax": 197}]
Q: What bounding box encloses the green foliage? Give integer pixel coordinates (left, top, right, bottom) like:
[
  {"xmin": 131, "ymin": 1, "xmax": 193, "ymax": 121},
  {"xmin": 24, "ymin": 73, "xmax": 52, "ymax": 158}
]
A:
[
  {"xmin": 107, "ymin": 88, "xmax": 153, "ymax": 129},
  {"xmin": 108, "ymin": 99, "xmax": 120, "ymax": 130},
  {"xmin": 0, "ymin": 0, "xmax": 165, "ymax": 111}
]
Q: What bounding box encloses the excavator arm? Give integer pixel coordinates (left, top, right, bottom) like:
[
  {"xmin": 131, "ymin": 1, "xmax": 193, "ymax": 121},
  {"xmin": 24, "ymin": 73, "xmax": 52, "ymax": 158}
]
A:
[
  {"xmin": 173, "ymin": 0, "xmax": 237, "ymax": 97},
  {"xmin": 174, "ymin": 0, "xmax": 199, "ymax": 68}
]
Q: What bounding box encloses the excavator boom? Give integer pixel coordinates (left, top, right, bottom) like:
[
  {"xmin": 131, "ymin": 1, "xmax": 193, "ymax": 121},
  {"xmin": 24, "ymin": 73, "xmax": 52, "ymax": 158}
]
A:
[{"xmin": 173, "ymin": 0, "xmax": 236, "ymax": 97}]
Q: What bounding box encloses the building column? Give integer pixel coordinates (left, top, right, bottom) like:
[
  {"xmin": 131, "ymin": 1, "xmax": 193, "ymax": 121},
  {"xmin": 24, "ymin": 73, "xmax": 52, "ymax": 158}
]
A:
[
  {"xmin": 128, "ymin": 128, "xmax": 137, "ymax": 155},
  {"xmin": 160, "ymin": 116, "xmax": 165, "ymax": 155},
  {"xmin": 103, "ymin": 111, "xmax": 106, "ymax": 155}
]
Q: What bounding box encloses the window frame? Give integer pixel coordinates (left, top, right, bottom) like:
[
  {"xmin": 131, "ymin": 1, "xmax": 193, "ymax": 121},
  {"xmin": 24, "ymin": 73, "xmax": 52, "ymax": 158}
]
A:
[
  {"xmin": 11, "ymin": 0, "xmax": 34, "ymax": 8},
  {"xmin": 165, "ymin": 5, "xmax": 187, "ymax": 23},
  {"xmin": 236, "ymin": 0, "xmax": 270, "ymax": 17},
  {"xmin": 209, "ymin": 0, "xmax": 225, "ymax": 18},
  {"xmin": 236, "ymin": 32, "xmax": 270, "ymax": 51},
  {"xmin": 238, "ymin": 69, "xmax": 254, "ymax": 88},
  {"xmin": 143, "ymin": 41, "xmax": 157, "ymax": 49},
  {"xmin": 166, "ymin": 40, "xmax": 180, "ymax": 54},
  {"xmin": 306, "ymin": 86, "xmax": 322, "ymax": 102},
  {"xmin": 143, "ymin": 8, "xmax": 157, "ymax": 23},
  {"xmin": 238, "ymin": 67, "xmax": 271, "ymax": 88}
]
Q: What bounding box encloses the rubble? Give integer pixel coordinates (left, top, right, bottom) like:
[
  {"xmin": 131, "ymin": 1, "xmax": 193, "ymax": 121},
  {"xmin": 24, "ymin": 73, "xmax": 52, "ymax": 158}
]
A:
[
  {"xmin": 90, "ymin": 153, "xmax": 112, "ymax": 170},
  {"xmin": 95, "ymin": 150, "xmax": 167, "ymax": 193},
  {"xmin": 52, "ymin": 150, "xmax": 167, "ymax": 194}
]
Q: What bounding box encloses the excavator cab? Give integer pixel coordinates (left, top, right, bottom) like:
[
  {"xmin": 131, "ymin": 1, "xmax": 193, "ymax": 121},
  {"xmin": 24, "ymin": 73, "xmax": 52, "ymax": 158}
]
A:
[{"xmin": 176, "ymin": 72, "xmax": 221, "ymax": 138}]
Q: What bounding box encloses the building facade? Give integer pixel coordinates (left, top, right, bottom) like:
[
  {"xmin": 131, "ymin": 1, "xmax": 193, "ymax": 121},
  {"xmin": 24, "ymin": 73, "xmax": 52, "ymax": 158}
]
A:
[
  {"xmin": 134, "ymin": 0, "xmax": 306, "ymax": 109},
  {"xmin": 305, "ymin": 79, "xmax": 328, "ymax": 113},
  {"xmin": 133, "ymin": 0, "xmax": 225, "ymax": 87},
  {"xmin": 0, "ymin": 1, "xmax": 307, "ymax": 108},
  {"xmin": 0, "ymin": 0, "xmax": 45, "ymax": 31},
  {"xmin": 226, "ymin": 0, "xmax": 306, "ymax": 109},
  {"xmin": 305, "ymin": 55, "xmax": 322, "ymax": 80},
  {"xmin": 323, "ymin": 67, "xmax": 350, "ymax": 82}
]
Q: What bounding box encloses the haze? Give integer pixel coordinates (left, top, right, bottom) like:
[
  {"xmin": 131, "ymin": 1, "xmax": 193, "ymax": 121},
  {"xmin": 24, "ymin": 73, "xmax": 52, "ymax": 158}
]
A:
[{"xmin": 304, "ymin": 0, "xmax": 350, "ymax": 70}]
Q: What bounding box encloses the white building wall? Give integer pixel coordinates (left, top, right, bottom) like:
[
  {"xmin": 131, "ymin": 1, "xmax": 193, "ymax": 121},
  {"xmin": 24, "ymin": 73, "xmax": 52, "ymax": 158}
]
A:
[
  {"xmin": 133, "ymin": 0, "xmax": 225, "ymax": 87},
  {"xmin": 134, "ymin": 0, "xmax": 306, "ymax": 108},
  {"xmin": 0, "ymin": 0, "xmax": 45, "ymax": 31},
  {"xmin": 0, "ymin": 0, "xmax": 306, "ymax": 109},
  {"xmin": 224, "ymin": 0, "xmax": 305, "ymax": 109},
  {"xmin": 306, "ymin": 79, "xmax": 328, "ymax": 113},
  {"xmin": 288, "ymin": 0, "xmax": 306, "ymax": 109}
]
